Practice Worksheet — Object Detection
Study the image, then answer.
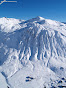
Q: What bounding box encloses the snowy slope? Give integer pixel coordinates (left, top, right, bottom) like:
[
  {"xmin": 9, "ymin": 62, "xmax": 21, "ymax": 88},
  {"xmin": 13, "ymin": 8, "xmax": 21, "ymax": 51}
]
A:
[
  {"xmin": 0, "ymin": 16, "xmax": 66, "ymax": 88},
  {"xmin": 0, "ymin": 72, "xmax": 8, "ymax": 88}
]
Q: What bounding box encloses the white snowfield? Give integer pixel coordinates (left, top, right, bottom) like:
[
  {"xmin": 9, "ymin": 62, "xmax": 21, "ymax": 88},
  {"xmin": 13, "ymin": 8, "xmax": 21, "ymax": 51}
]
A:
[
  {"xmin": 0, "ymin": 72, "xmax": 8, "ymax": 88},
  {"xmin": 0, "ymin": 16, "xmax": 66, "ymax": 88}
]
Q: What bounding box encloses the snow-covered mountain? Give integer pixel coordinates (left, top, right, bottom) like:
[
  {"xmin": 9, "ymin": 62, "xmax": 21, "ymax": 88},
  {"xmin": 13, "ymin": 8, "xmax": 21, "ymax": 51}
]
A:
[{"xmin": 0, "ymin": 16, "xmax": 66, "ymax": 88}]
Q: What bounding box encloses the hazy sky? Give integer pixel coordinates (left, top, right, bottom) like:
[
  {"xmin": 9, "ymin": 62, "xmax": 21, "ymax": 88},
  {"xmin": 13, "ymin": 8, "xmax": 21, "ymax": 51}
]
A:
[{"xmin": 0, "ymin": 0, "xmax": 66, "ymax": 22}]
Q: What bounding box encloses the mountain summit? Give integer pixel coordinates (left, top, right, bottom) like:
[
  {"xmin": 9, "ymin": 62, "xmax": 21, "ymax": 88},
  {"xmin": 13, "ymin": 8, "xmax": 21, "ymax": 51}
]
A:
[{"xmin": 0, "ymin": 16, "xmax": 66, "ymax": 88}]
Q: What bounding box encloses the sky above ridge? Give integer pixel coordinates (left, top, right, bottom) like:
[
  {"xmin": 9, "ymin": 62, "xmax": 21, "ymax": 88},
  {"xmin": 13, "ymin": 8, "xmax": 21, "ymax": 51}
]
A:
[{"xmin": 0, "ymin": 0, "xmax": 66, "ymax": 22}]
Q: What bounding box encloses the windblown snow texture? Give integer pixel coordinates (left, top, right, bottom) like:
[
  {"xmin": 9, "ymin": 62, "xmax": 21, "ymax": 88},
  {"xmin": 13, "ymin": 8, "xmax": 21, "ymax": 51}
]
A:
[{"xmin": 0, "ymin": 16, "xmax": 66, "ymax": 88}]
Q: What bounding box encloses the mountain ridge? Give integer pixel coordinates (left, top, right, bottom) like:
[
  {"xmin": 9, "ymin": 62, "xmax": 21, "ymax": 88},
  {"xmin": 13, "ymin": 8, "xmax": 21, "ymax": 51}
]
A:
[{"xmin": 0, "ymin": 16, "xmax": 66, "ymax": 88}]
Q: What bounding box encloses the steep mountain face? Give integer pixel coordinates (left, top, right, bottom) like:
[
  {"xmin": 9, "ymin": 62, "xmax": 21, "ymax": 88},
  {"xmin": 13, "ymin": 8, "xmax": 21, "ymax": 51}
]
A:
[{"xmin": 0, "ymin": 16, "xmax": 66, "ymax": 88}]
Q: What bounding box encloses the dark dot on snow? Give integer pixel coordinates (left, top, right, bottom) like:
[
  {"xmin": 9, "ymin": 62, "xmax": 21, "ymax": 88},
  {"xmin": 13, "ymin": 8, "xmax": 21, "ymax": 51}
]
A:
[
  {"xmin": 61, "ymin": 77, "xmax": 65, "ymax": 80},
  {"xmin": 26, "ymin": 76, "xmax": 30, "ymax": 78},
  {"xmin": 30, "ymin": 77, "xmax": 34, "ymax": 79},
  {"xmin": 60, "ymin": 67, "xmax": 64, "ymax": 71},
  {"xmin": 65, "ymin": 81, "xmax": 66, "ymax": 82},
  {"xmin": 44, "ymin": 86, "xmax": 46, "ymax": 88},
  {"xmin": 58, "ymin": 80, "xmax": 62, "ymax": 83},
  {"xmin": 25, "ymin": 80, "xmax": 31, "ymax": 82},
  {"xmin": 26, "ymin": 76, "xmax": 34, "ymax": 79},
  {"xmin": 7, "ymin": 86, "xmax": 9, "ymax": 88}
]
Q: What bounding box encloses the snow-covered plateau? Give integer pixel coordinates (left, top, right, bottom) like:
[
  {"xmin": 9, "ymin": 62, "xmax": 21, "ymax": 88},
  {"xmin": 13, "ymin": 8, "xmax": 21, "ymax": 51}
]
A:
[{"xmin": 0, "ymin": 16, "xmax": 66, "ymax": 88}]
